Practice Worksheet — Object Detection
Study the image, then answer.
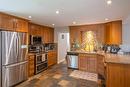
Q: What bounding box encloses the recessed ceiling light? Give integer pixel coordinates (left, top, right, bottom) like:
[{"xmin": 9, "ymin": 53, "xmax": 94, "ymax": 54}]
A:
[
  {"xmin": 28, "ymin": 16, "xmax": 32, "ymax": 19},
  {"xmin": 73, "ymin": 21, "xmax": 76, "ymax": 24},
  {"xmin": 56, "ymin": 10, "xmax": 59, "ymax": 14},
  {"xmin": 52, "ymin": 24, "xmax": 55, "ymax": 26},
  {"xmin": 107, "ymin": 0, "xmax": 112, "ymax": 5},
  {"xmin": 105, "ymin": 18, "xmax": 109, "ymax": 21}
]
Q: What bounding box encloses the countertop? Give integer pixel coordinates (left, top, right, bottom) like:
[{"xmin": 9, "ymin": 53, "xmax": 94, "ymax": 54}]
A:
[{"xmin": 67, "ymin": 51, "xmax": 130, "ymax": 64}]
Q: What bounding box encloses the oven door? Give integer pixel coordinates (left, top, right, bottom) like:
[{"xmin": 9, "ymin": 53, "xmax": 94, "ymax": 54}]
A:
[{"xmin": 36, "ymin": 54, "xmax": 47, "ymax": 64}]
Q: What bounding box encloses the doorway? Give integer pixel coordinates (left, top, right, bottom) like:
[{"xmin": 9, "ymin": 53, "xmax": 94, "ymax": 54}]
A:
[{"xmin": 58, "ymin": 33, "xmax": 70, "ymax": 63}]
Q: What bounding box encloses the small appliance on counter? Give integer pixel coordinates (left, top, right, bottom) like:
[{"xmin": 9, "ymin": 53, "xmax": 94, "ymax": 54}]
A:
[
  {"xmin": 118, "ymin": 45, "xmax": 130, "ymax": 55},
  {"xmin": 44, "ymin": 43, "xmax": 57, "ymax": 52},
  {"xmin": 102, "ymin": 44, "xmax": 120, "ymax": 54},
  {"xmin": 28, "ymin": 44, "xmax": 44, "ymax": 53}
]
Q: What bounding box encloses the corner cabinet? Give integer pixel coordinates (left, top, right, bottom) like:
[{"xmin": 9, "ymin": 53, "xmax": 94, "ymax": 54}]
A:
[
  {"xmin": 0, "ymin": 12, "xmax": 29, "ymax": 32},
  {"xmin": 105, "ymin": 20, "xmax": 122, "ymax": 45}
]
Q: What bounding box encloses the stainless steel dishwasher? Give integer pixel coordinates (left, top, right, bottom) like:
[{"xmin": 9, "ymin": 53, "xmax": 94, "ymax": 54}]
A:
[{"xmin": 66, "ymin": 52, "xmax": 78, "ymax": 69}]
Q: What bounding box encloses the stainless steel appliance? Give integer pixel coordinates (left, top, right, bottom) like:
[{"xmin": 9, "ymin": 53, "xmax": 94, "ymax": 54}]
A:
[
  {"xmin": 0, "ymin": 31, "xmax": 28, "ymax": 87},
  {"xmin": 35, "ymin": 53, "xmax": 47, "ymax": 74},
  {"xmin": 30, "ymin": 35, "xmax": 42, "ymax": 45},
  {"xmin": 28, "ymin": 45, "xmax": 44, "ymax": 53},
  {"xmin": 66, "ymin": 52, "xmax": 78, "ymax": 69}
]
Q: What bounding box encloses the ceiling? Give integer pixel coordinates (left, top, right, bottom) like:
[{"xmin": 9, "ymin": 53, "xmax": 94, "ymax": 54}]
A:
[{"xmin": 0, "ymin": 0, "xmax": 130, "ymax": 27}]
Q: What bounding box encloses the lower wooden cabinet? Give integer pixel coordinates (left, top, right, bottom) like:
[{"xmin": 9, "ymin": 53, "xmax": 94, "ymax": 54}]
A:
[
  {"xmin": 78, "ymin": 54, "xmax": 97, "ymax": 73},
  {"xmin": 78, "ymin": 54, "xmax": 105, "ymax": 75},
  {"xmin": 48, "ymin": 51, "xmax": 57, "ymax": 67},
  {"xmin": 106, "ymin": 63, "xmax": 130, "ymax": 87},
  {"xmin": 28, "ymin": 55, "xmax": 35, "ymax": 77}
]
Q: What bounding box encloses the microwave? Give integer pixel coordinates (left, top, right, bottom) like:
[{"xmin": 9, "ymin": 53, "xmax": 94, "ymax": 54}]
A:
[{"xmin": 30, "ymin": 35, "xmax": 42, "ymax": 45}]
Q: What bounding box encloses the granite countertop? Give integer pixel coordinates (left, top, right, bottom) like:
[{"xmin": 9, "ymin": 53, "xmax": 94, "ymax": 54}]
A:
[{"xmin": 67, "ymin": 51, "xmax": 130, "ymax": 64}]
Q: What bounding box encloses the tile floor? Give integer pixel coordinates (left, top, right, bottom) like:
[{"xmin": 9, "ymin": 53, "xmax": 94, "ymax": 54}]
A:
[{"xmin": 16, "ymin": 62, "xmax": 100, "ymax": 87}]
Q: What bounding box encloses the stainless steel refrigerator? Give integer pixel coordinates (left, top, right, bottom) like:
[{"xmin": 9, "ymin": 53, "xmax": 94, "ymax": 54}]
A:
[{"xmin": 0, "ymin": 31, "xmax": 28, "ymax": 87}]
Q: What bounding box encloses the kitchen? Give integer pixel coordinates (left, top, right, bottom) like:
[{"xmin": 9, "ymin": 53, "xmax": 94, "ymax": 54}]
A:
[{"xmin": 0, "ymin": 0, "xmax": 130, "ymax": 87}]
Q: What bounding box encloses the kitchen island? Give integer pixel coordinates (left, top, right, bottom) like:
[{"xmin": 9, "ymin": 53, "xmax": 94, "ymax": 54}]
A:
[{"xmin": 67, "ymin": 51, "xmax": 130, "ymax": 87}]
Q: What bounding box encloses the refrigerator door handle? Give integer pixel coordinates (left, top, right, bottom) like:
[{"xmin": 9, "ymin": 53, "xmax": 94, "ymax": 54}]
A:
[{"xmin": 4, "ymin": 61, "xmax": 28, "ymax": 68}]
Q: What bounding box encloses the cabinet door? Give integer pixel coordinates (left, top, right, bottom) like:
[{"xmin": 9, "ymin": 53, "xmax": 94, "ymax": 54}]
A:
[
  {"xmin": 29, "ymin": 24, "xmax": 38, "ymax": 35},
  {"xmin": 105, "ymin": 21, "xmax": 122, "ymax": 45},
  {"xmin": 28, "ymin": 55, "xmax": 35, "ymax": 77},
  {"xmin": 105, "ymin": 23, "xmax": 112, "ymax": 44},
  {"xmin": 43, "ymin": 28, "xmax": 49, "ymax": 43},
  {"xmin": 48, "ymin": 51, "xmax": 57, "ymax": 66},
  {"xmin": 111, "ymin": 21, "xmax": 122, "ymax": 44},
  {"xmin": 49, "ymin": 28, "xmax": 54, "ymax": 43},
  {"xmin": 78, "ymin": 54, "xmax": 87, "ymax": 71},
  {"xmin": 0, "ymin": 13, "xmax": 14, "ymax": 31},
  {"xmin": 15, "ymin": 19, "xmax": 28, "ymax": 33}
]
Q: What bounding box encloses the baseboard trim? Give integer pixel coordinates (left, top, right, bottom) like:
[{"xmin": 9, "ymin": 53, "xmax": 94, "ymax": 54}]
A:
[{"xmin": 58, "ymin": 58, "xmax": 65, "ymax": 64}]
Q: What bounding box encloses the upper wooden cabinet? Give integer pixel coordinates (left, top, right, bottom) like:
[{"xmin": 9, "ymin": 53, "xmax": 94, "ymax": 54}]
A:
[
  {"xmin": 43, "ymin": 28, "xmax": 54, "ymax": 43},
  {"xmin": 29, "ymin": 23, "xmax": 41, "ymax": 35},
  {"xmin": 105, "ymin": 20, "xmax": 122, "ymax": 45},
  {"xmin": 29, "ymin": 23, "xmax": 54, "ymax": 43},
  {"xmin": 15, "ymin": 18, "xmax": 28, "ymax": 32},
  {"xmin": 0, "ymin": 12, "xmax": 29, "ymax": 32},
  {"xmin": 0, "ymin": 13, "xmax": 14, "ymax": 31}
]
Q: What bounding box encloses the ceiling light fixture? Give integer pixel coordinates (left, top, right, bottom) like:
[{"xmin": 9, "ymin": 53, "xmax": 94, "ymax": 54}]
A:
[
  {"xmin": 28, "ymin": 16, "xmax": 32, "ymax": 19},
  {"xmin": 105, "ymin": 18, "xmax": 109, "ymax": 21},
  {"xmin": 56, "ymin": 10, "xmax": 59, "ymax": 14},
  {"xmin": 107, "ymin": 0, "xmax": 112, "ymax": 5},
  {"xmin": 73, "ymin": 21, "xmax": 76, "ymax": 24}
]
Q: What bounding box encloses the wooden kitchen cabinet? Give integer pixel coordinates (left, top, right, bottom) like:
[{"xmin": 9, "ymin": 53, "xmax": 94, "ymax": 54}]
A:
[
  {"xmin": 43, "ymin": 28, "xmax": 54, "ymax": 43},
  {"xmin": 29, "ymin": 23, "xmax": 54, "ymax": 43},
  {"xmin": 29, "ymin": 23, "xmax": 40, "ymax": 35},
  {"xmin": 28, "ymin": 55, "xmax": 35, "ymax": 77},
  {"xmin": 105, "ymin": 20, "xmax": 122, "ymax": 45},
  {"xmin": 0, "ymin": 13, "xmax": 14, "ymax": 31},
  {"xmin": 48, "ymin": 51, "xmax": 57, "ymax": 67},
  {"xmin": 0, "ymin": 12, "xmax": 29, "ymax": 32},
  {"xmin": 15, "ymin": 18, "xmax": 28, "ymax": 32},
  {"xmin": 106, "ymin": 63, "xmax": 130, "ymax": 87},
  {"xmin": 78, "ymin": 54, "xmax": 97, "ymax": 73}
]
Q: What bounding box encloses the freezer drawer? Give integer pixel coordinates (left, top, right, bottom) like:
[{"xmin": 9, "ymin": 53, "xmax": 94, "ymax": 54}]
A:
[{"xmin": 2, "ymin": 61, "xmax": 28, "ymax": 87}]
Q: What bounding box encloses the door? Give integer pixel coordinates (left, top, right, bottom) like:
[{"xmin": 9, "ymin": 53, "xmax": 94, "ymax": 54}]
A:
[
  {"xmin": 2, "ymin": 61, "xmax": 28, "ymax": 87},
  {"xmin": 17, "ymin": 32, "xmax": 28, "ymax": 62},
  {"xmin": 1, "ymin": 31, "xmax": 17, "ymax": 65}
]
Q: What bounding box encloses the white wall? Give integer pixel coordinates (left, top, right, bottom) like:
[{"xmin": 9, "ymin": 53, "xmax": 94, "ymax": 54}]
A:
[
  {"xmin": 54, "ymin": 27, "xmax": 70, "ymax": 63},
  {"xmin": 123, "ymin": 15, "xmax": 130, "ymax": 44},
  {"xmin": 54, "ymin": 27, "xmax": 69, "ymax": 43}
]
